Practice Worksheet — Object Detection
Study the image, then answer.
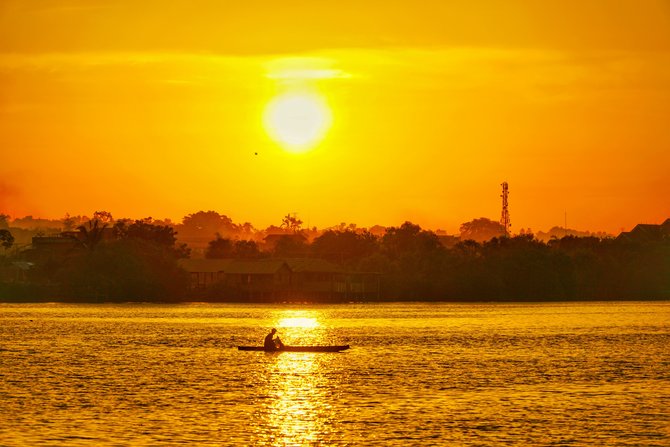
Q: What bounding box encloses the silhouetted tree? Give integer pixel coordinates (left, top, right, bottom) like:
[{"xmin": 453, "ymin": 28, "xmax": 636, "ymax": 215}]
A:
[
  {"xmin": 281, "ymin": 213, "xmax": 303, "ymax": 233},
  {"xmin": 311, "ymin": 230, "xmax": 377, "ymax": 265},
  {"xmin": 453, "ymin": 239, "xmax": 482, "ymax": 257},
  {"xmin": 328, "ymin": 222, "xmax": 358, "ymax": 232},
  {"xmin": 77, "ymin": 219, "xmax": 108, "ymax": 251},
  {"xmin": 114, "ymin": 219, "xmax": 190, "ymax": 259},
  {"xmin": 92, "ymin": 210, "xmax": 114, "ymax": 223},
  {"xmin": 273, "ymin": 234, "xmax": 309, "ymax": 257},
  {"xmin": 206, "ymin": 236, "xmax": 234, "ymax": 259},
  {"xmin": 381, "ymin": 222, "xmax": 443, "ymax": 259},
  {"xmin": 460, "ymin": 218, "xmax": 505, "ymax": 242},
  {"xmin": 36, "ymin": 217, "xmax": 191, "ymax": 301},
  {"xmin": 61, "ymin": 213, "xmax": 78, "ymax": 231},
  {"xmin": 0, "ymin": 214, "xmax": 10, "ymax": 230},
  {"xmin": 0, "ymin": 229, "xmax": 14, "ymax": 250},
  {"xmin": 375, "ymin": 222, "xmax": 447, "ymax": 300},
  {"xmin": 55, "ymin": 238, "xmax": 188, "ymax": 301},
  {"xmin": 368, "ymin": 225, "xmax": 387, "ymax": 237},
  {"xmin": 233, "ymin": 239, "xmax": 261, "ymax": 259},
  {"xmin": 478, "ymin": 235, "xmax": 574, "ymax": 300},
  {"xmin": 179, "ymin": 211, "xmax": 239, "ymax": 238},
  {"xmin": 205, "ymin": 235, "xmax": 263, "ymax": 259}
]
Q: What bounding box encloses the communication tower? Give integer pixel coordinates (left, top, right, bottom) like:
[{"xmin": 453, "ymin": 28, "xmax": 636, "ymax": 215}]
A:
[{"xmin": 500, "ymin": 182, "xmax": 511, "ymax": 236}]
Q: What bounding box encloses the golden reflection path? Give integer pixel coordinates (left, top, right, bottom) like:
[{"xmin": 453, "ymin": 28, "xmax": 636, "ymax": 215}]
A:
[{"xmin": 252, "ymin": 310, "xmax": 336, "ymax": 446}]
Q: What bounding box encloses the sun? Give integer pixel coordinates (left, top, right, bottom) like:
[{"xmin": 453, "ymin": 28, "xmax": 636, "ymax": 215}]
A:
[{"xmin": 263, "ymin": 92, "xmax": 332, "ymax": 153}]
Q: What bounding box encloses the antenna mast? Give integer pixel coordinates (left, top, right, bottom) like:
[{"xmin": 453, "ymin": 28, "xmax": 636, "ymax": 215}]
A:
[{"xmin": 500, "ymin": 182, "xmax": 511, "ymax": 236}]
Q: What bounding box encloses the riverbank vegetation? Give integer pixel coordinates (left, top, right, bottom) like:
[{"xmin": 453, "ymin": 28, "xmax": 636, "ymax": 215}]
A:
[{"xmin": 0, "ymin": 213, "xmax": 668, "ymax": 302}]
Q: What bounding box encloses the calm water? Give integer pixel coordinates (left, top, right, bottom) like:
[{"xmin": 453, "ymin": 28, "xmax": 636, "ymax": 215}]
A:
[{"xmin": 1, "ymin": 302, "xmax": 669, "ymax": 446}]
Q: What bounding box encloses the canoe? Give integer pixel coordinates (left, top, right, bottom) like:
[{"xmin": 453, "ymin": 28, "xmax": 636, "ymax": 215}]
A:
[{"xmin": 238, "ymin": 345, "xmax": 350, "ymax": 352}]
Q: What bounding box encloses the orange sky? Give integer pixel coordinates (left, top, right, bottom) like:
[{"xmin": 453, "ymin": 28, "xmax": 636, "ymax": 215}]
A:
[{"xmin": 1, "ymin": 0, "xmax": 669, "ymax": 234}]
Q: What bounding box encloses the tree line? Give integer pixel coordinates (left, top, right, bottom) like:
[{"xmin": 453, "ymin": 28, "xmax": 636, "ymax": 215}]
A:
[
  {"xmin": 0, "ymin": 213, "xmax": 668, "ymax": 302},
  {"xmin": 178, "ymin": 220, "xmax": 669, "ymax": 301},
  {"xmin": 261, "ymin": 222, "xmax": 667, "ymax": 301},
  {"xmin": 0, "ymin": 217, "xmax": 189, "ymax": 301}
]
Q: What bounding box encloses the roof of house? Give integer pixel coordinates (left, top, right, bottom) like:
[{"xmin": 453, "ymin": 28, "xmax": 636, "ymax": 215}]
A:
[
  {"xmin": 632, "ymin": 224, "xmax": 667, "ymax": 236},
  {"xmin": 223, "ymin": 259, "xmax": 290, "ymax": 275},
  {"xmin": 284, "ymin": 258, "xmax": 344, "ymax": 273},
  {"xmin": 178, "ymin": 258, "xmax": 235, "ymax": 273},
  {"xmin": 178, "ymin": 258, "xmax": 289, "ymax": 275},
  {"xmin": 617, "ymin": 219, "xmax": 670, "ymax": 241},
  {"xmin": 178, "ymin": 257, "xmax": 379, "ymax": 276}
]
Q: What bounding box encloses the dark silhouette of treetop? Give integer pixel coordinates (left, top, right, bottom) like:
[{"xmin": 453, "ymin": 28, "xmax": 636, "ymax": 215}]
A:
[
  {"xmin": 0, "ymin": 214, "xmax": 10, "ymax": 230},
  {"xmin": 281, "ymin": 213, "xmax": 303, "ymax": 233},
  {"xmin": 381, "ymin": 222, "xmax": 443, "ymax": 258},
  {"xmin": 206, "ymin": 236, "xmax": 234, "ymax": 259},
  {"xmin": 460, "ymin": 217, "xmax": 506, "ymax": 242},
  {"xmin": 180, "ymin": 211, "xmax": 238, "ymax": 237},
  {"xmin": 311, "ymin": 229, "xmax": 377, "ymax": 264},
  {"xmin": 77, "ymin": 218, "xmax": 109, "ymax": 251},
  {"xmin": 0, "ymin": 229, "xmax": 14, "ymax": 250}
]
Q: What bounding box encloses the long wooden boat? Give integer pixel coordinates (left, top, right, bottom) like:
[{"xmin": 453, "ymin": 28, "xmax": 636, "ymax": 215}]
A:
[{"xmin": 238, "ymin": 345, "xmax": 350, "ymax": 352}]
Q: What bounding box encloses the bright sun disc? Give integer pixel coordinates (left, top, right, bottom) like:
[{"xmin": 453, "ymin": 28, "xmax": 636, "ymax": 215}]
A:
[{"xmin": 264, "ymin": 92, "xmax": 332, "ymax": 153}]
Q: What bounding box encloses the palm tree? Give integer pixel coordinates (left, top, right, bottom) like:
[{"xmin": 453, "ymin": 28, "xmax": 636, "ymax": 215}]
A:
[{"xmin": 77, "ymin": 219, "xmax": 108, "ymax": 250}]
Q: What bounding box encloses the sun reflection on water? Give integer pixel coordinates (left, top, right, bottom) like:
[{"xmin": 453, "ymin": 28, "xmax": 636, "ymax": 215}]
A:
[
  {"xmin": 275, "ymin": 354, "xmax": 326, "ymax": 445},
  {"xmin": 273, "ymin": 310, "xmax": 324, "ymax": 345},
  {"xmin": 253, "ymin": 310, "xmax": 335, "ymax": 446},
  {"xmin": 278, "ymin": 317, "xmax": 319, "ymax": 328}
]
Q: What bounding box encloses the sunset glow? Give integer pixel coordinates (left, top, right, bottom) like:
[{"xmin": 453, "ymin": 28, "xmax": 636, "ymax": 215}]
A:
[
  {"xmin": 1, "ymin": 1, "xmax": 669, "ymax": 233},
  {"xmin": 0, "ymin": 0, "xmax": 670, "ymax": 447},
  {"xmin": 2, "ymin": 3, "xmax": 669, "ymax": 445}
]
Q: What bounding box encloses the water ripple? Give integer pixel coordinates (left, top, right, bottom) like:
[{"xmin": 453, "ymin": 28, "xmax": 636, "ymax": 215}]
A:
[{"xmin": 1, "ymin": 302, "xmax": 669, "ymax": 446}]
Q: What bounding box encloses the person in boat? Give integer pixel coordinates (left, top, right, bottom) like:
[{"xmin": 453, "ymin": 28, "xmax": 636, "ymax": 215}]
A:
[{"xmin": 264, "ymin": 328, "xmax": 284, "ymax": 351}]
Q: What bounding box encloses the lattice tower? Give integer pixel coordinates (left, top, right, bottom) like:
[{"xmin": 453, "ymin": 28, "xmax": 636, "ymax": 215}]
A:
[{"xmin": 500, "ymin": 182, "xmax": 511, "ymax": 236}]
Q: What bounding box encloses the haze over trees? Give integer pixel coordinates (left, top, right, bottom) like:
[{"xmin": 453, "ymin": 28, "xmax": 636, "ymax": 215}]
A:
[{"xmin": 535, "ymin": 226, "xmax": 611, "ymax": 242}]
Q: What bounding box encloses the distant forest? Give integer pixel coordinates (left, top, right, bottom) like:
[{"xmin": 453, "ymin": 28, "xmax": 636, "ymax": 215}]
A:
[{"xmin": 0, "ymin": 211, "xmax": 668, "ymax": 302}]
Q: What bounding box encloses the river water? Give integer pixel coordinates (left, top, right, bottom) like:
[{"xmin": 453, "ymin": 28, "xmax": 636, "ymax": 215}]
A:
[{"xmin": 1, "ymin": 302, "xmax": 669, "ymax": 446}]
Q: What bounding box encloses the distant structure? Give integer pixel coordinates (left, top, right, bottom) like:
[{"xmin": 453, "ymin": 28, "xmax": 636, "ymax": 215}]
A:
[
  {"xmin": 617, "ymin": 218, "xmax": 670, "ymax": 242},
  {"xmin": 500, "ymin": 182, "xmax": 511, "ymax": 236}
]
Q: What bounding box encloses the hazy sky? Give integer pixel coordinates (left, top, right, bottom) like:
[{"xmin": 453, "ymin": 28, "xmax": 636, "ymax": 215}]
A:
[{"xmin": 1, "ymin": 0, "xmax": 669, "ymax": 233}]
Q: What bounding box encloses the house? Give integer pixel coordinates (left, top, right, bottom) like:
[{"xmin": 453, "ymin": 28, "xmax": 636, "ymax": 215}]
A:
[
  {"xmin": 617, "ymin": 219, "xmax": 670, "ymax": 242},
  {"xmin": 285, "ymin": 258, "xmax": 344, "ymax": 300},
  {"xmin": 0, "ymin": 261, "xmax": 34, "ymax": 283},
  {"xmin": 26, "ymin": 227, "xmax": 117, "ymax": 261},
  {"xmin": 219, "ymin": 259, "xmax": 292, "ymax": 299},
  {"xmin": 178, "ymin": 258, "xmax": 235, "ymax": 289},
  {"xmin": 179, "ymin": 257, "xmax": 380, "ymax": 301},
  {"xmin": 284, "ymin": 258, "xmax": 380, "ymax": 301},
  {"xmin": 23, "ymin": 232, "xmax": 82, "ymax": 262},
  {"xmin": 178, "ymin": 258, "xmax": 291, "ymax": 300}
]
